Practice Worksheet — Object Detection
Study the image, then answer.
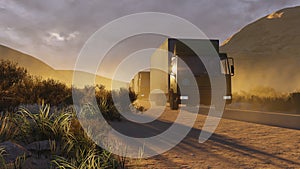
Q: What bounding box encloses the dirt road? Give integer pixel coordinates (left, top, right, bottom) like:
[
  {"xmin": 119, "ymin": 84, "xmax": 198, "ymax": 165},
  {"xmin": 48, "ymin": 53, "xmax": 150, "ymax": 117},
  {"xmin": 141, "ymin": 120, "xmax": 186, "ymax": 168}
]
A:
[{"xmin": 111, "ymin": 107, "xmax": 300, "ymax": 168}]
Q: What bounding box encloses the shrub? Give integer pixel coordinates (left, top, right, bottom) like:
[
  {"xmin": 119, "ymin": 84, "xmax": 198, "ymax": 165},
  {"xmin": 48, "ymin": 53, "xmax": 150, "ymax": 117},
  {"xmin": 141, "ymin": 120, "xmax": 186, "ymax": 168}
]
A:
[
  {"xmin": 0, "ymin": 60, "xmax": 27, "ymax": 91},
  {"xmin": 0, "ymin": 60, "xmax": 28, "ymax": 111},
  {"xmin": 0, "ymin": 60, "xmax": 73, "ymax": 111},
  {"xmin": 12, "ymin": 104, "xmax": 120, "ymax": 168}
]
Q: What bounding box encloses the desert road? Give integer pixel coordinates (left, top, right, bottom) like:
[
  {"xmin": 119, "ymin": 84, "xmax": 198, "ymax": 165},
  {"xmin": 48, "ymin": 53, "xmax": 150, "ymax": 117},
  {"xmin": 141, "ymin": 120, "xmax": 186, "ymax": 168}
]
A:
[{"xmin": 110, "ymin": 107, "xmax": 300, "ymax": 168}]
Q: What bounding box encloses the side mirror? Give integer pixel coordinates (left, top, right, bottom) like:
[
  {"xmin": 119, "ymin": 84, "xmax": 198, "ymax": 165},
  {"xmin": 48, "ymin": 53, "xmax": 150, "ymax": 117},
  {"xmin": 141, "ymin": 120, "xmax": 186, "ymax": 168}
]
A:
[
  {"xmin": 227, "ymin": 57, "xmax": 235, "ymax": 76},
  {"xmin": 230, "ymin": 65, "xmax": 235, "ymax": 76}
]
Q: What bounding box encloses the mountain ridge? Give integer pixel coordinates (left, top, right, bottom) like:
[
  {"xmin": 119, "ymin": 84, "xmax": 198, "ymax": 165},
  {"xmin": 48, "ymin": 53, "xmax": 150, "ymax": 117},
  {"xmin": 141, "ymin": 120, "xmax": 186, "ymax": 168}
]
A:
[{"xmin": 220, "ymin": 6, "xmax": 300, "ymax": 93}]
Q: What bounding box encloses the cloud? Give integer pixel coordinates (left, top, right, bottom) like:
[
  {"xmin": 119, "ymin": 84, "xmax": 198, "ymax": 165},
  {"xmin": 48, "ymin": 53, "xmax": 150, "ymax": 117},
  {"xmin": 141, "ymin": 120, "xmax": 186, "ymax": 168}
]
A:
[
  {"xmin": 66, "ymin": 31, "xmax": 79, "ymax": 41},
  {"xmin": 0, "ymin": 0, "xmax": 299, "ymax": 71},
  {"xmin": 48, "ymin": 32, "xmax": 65, "ymax": 41},
  {"xmin": 46, "ymin": 31, "xmax": 79, "ymax": 43}
]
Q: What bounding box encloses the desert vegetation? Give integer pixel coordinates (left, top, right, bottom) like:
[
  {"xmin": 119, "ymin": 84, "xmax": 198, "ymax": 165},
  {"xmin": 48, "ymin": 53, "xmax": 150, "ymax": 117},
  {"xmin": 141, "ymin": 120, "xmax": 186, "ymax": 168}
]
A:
[
  {"xmin": 0, "ymin": 59, "xmax": 138, "ymax": 168},
  {"xmin": 0, "ymin": 59, "xmax": 137, "ymax": 115},
  {"xmin": 231, "ymin": 86, "xmax": 300, "ymax": 114},
  {"xmin": 0, "ymin": 60, "xmax": 72, "ymax": 111},
  {"xmin": 0, "ymin": 103, "xmax": 122, "ymax": 168}
]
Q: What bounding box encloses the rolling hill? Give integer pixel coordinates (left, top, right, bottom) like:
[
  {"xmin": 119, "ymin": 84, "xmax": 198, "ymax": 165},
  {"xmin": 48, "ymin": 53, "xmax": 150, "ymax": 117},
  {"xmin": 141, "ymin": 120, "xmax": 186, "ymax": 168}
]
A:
[
  {"xmin": 221, "ymin": 6, "xmax": 300, "ymax": 94},
  {"xmin": 0, "ymin": 45, "xmax": 128, "ymax": 89}
]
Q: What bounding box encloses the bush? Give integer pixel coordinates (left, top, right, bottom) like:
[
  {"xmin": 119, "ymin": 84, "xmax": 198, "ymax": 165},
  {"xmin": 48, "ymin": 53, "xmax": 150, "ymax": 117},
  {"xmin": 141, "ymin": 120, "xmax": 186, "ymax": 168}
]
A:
[
  {"xmin": 0, "ymin": 60, "xmax": 72, "ymax": 111},
  {"xmin": 0, "ymin": 104, "xmax": 120, "ymax": 168},
  {"xmin": 0, "ymin": 60, "xmax": 27, "ymax": 91},
  {"xmin": 0, "ymin": 60, "xmax": 28, "ymax": 110},
  {"xmin": 94, "ymin": 86, "xmax": 137, "ymax": 121}
]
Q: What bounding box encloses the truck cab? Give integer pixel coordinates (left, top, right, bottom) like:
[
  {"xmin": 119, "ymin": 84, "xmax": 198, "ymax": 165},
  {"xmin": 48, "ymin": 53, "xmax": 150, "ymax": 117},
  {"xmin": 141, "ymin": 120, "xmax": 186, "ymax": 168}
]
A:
[{"xmin": 149, "ymin": 38, "xmax": 234, "ymax": 110}]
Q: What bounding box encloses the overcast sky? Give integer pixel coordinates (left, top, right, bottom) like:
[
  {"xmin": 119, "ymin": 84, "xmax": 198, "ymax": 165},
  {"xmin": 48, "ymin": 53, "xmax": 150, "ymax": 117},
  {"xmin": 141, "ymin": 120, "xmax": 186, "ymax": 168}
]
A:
[{"xmin": 1, "ymin": 0, "xmax": 300, "ymax": 72}]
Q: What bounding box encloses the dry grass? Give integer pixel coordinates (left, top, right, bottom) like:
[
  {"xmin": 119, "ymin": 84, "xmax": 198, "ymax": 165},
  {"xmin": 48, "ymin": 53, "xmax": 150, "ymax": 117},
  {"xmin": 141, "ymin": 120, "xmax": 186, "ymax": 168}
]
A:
[
  {"xmin": 0, "ymin": 103, "xmax": 122, "ymax": 168},
  {"xmin": 232, "ymin": 87, "xmax": 300, "ymax": 113}
]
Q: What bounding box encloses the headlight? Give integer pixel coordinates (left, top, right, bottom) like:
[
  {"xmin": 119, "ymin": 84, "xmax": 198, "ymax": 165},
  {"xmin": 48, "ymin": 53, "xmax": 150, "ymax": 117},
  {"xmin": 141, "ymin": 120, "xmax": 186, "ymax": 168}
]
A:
[{"xmin": 223, "ymin": 96, "xmax": 232, "ymax": 100}]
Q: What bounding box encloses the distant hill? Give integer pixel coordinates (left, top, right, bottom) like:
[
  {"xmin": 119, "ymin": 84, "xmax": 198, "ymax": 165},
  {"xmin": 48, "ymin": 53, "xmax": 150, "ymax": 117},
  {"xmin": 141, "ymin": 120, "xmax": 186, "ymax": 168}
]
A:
[
  {"xmin": 0, "ymin": 45, "xmax": 128, "ymax": 89},
  {"xmin": 221, "ymin": 6, "xmax": 300, "ymax": 93}
]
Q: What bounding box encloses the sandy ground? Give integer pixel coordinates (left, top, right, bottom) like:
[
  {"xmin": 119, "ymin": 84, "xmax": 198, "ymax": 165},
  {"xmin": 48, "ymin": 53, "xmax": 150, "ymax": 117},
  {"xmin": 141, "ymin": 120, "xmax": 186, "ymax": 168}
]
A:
[{"xmin": 112, "ymin": 107, "xmax": 300, "ymax": 169}]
